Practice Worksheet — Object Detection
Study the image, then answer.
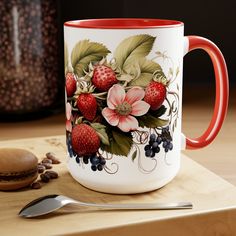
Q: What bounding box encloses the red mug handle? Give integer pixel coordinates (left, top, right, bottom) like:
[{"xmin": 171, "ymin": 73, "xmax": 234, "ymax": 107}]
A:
[{"xmin": 183, "ymin": 36, "xmax": 229, "ymax": 149}]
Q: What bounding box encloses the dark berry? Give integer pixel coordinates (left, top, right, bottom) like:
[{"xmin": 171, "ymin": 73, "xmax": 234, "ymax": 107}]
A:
[
  {"xmin": 162, "ymin": 126, "xmax": 169, "ymax": 133},
  {"xmin": 89, "ymin": 156, "xmax": 93, "ymax": 163},
  {"xmin": 150, "ymin": 133, "xmax": 156, "ymax": 142},
  {"xmin": 163, "ymin": 141, "xmax": 167, "ymax": 148},
  {"xmin": 151, "ymin": 151, "xmax": 155, "ymax": 158},
  {"xmin": 162, "ymin": 137, "xmax": 167, "ymax": 142},
  {"xmin": 153, "ymin": 146, "xmax": 160, "ymax": 153},
  {"xmin": 169, "ymin": 143, "xmax": 173, "ymax": 150},
  {"xmin": 97, "ymin": 164, "xmax": 103, "ymax": 171},
  {"xmin": 164, "ymin": 147, "xmax": 169, "ymax": 153},
  {"xmin": 152, "ymin": 142, "xmax": 158, "ymax": 148},
  {"xmin": 145, "ymin": 149, "xmax": 152, "ymax": 157},
  {"xmin": 66, "ymin": 136, "xmax": 71, "ymax": 146},
  {"xmin": 145, "ymin": 149, "xmax": 153, "ymax": 157},
  {"xmin": 67, "ymin": 143, "xmax": 74, "ymax": 158},
  {"xmin": 90, "ymin": 156, "xmax": 99, "ymax": 165},
  {"xmin": 83, "ymin": 156, "xmax": 89, "ymax": 164},
  {"xmin": 75, "ymin": 156, "xmax": 80, "ymax": 164},
  {"xmin": 100, "ymin": 157, "xmax": 106, "ymax": 165},
  {"xmin": 156, "ymin": 136, "xmax": 162, "ymax": 144},
  {"xmin": 72, "ymin": 150, "xmax": 77, "ymax": 157},
  {"xmin": 149, "ymin": 140, "xmax": 154, "ymax": 145},
  {"xmin": 68, "ymin": 150, "xmax": 73, "ymax": 158},
  {"xmin": 91, "ymin": 165, "xmax": 97, "ymax": 171},
  {"xmin": 144, "ymin": 145, "xmax": 151, "ymax": 151}
]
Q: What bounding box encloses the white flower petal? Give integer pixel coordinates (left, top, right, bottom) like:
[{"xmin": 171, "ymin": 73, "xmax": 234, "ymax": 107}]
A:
[
  {"xmin": 131, "ymin": 101, "xmax": 150, "ymax": 116},
  {"xmin": 118, "ymin": 115, "xmax": 139, "ymax": 132},
  {"xmin": 125, "ymin": 87, "xmax": 145, "ymax": 105},
  {"xmin": 107, "ymin": 84, "xmax": 125, "ymax": 109},
  {"xmin": 102, "ymin": 108, "xmax": 119, "ymax": 126}
]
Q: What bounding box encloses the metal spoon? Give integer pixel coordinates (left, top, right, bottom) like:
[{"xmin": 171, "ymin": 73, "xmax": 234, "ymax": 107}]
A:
[{"xmin": 19, "ymin": 194, "xmax": 193, "ymax": 218}]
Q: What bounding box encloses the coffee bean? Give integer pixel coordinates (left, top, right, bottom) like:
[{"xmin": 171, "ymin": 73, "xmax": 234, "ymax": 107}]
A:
[
  {"xmin": 37, "ymin": 164, "xmax": 46, "ymax": 173},
  {"xmin": 45, "ymin": 152, "xmax": 55, "ymax": 159},
  {"xmin": 42, "ymin": 163, "xmax": 52, "ymax": 169},
  {"xmin": 52, "ymin": 159, "xmax": 61, "ymax": 164},
  {"xmin": 40, "ymin": 173, "xmax": 50, "ymax": 183},
  {"xmin": 45, "ymin": 171, "xmax": 58, "ymax": 179},
  {"xmin": 46, "ymin": 152, "xmax": 61, "ymax": 164},
  {"xmin": 42, "ymin": 158, "xmax": 53, "ymax": 164},
  {"xmin": 44, "ymin": 172, "xmax": 52, "ymax": 179},
  {"xmin": 31, "ymin": 181, "xmax": 41, "ymax": 189}
]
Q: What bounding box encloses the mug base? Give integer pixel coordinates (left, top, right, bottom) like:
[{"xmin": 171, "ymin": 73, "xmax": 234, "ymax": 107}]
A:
[{"xmin": 67, "ymin": 168, "xmax": 178, "ymax": 194}]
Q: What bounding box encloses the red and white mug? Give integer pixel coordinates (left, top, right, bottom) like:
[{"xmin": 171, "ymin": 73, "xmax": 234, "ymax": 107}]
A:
[{"xmin": 64, "ymin": 18, "xmax": 228, "ymax": 194}]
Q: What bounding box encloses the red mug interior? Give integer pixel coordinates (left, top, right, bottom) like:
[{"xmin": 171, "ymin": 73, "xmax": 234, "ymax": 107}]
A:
[{"xmin": 64, "ymin": 18, "xmax": 183, "ymax": 29}]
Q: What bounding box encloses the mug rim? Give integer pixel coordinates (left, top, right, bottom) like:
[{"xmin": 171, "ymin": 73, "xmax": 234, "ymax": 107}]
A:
[{"xmin": 64, "ymin": 18, "xmax": 184, "ymax": 29}]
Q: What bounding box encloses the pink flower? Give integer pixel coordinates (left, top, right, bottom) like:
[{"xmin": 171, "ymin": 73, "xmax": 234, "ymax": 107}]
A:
[
  {"xmin": 66, "ymin": 102, "xmax": 72, "ymax": 132},
  {"xmin": 102, "ymin": 84, "xmax": 150, "ymax": 132}
]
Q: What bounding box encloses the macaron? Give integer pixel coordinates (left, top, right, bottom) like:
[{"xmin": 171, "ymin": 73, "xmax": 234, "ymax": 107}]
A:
[{"xmin": 0, "ymin": 148, "xmax": 38, "ymax": 191}]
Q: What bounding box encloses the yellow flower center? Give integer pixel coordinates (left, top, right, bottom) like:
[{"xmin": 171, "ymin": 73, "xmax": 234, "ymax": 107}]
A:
[{"xmin": 115, "ymin": 101, "xmax": 132, "ymax": 116}]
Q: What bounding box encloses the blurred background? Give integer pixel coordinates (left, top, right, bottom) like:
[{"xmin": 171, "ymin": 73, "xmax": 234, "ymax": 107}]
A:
[
  {"xmin": 0, "ymin": 0, "xmax": 234, "ymax": 124},
  {"xmin": 0, "ymin": 0, "xmax": 235, "ymax": 121}
]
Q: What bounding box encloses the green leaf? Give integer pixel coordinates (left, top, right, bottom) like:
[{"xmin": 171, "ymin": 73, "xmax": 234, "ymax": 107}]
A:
[
  {"xmin": 131, "ymin": 150, "xmax": 137, "ymax": 161},
  {"xmin": 149, "ymin": 105, "xmax": 167, "ymax": 117},
  {"xmin": 71, "ymin": 40, "xmax": 110, "ymax": 77},
  {"xmin": 101, "ymin": 129, "xmax": 133, "ymax": 156},
  {"xmin": 90, "ymin": 123, "xmax": 110, "ymax": 145},
  {"xmin": 64, "ymin": 42, "xmax": 68, "ymax": 70},
  {"xmin": 129, "ymin": 58, "xmax": 162, "ymax": 87},
  {"xmin": 138, "ymin": 114, "xmax": 168, "ymax": 128},
  {"xmin": 153, "ymin": 70, "xmax": 167, "ymax": 85},
  {"xmin": 114, "ymin": 34, "xmax": 156, "ymax": 71}
]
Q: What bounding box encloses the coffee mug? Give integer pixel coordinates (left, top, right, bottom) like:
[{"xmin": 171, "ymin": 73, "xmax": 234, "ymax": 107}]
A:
[{"xmin": 64, "ymin": 18, "xmax": 228, "ymax": 194}]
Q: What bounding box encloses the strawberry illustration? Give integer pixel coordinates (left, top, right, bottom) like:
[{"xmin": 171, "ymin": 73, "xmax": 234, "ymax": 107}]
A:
[
  {"xmin": 66, "ymin": 72, "xmax": 76, "ymax": 97},
  {"xmin": 77, "ymin": 93, "xmax": 97, "ymax": 121},
  {"xmin": 144, "ymin": 81, "xmax": 166, "ymax": 110},
  {"xmin": 71, "ymin": 124, "xmax": 100, "ymax": 156},
  {"xmin": 92, "ymin": 65, "xmax": 117, "ymax": 91}
]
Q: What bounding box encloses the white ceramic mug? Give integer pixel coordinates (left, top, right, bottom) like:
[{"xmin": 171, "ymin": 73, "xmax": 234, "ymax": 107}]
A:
[{"xmin": 64, "ymin": 18, "xmax": 228, "ymax": 194}]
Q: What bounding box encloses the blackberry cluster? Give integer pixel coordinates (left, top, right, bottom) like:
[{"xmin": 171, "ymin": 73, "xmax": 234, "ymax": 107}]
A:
[
  {"xmin": 83, "ymin": 155, "xmax": 106, "ymax": 171},
  {"xmin": 144, "ymin": 126, "xmax": 173, "ymax": 158},
  {"xmin": 161, "ymin": 126, "xmax": 173, "ymax": 153},
  {"xmin": 144, "ymin": 133, "xmax": 160, "ymax": 158}
]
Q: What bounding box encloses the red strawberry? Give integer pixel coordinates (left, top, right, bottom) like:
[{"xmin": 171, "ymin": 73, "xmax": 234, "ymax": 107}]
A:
[
  {"xmin": 72, "ymin": 124, "xmax": 100, "ymax": 156},
  {"xmin": 92, "ymin": 65, "xmax": 117, "ymax": 91},
  {"xmin": 66, "ymin": 73, "xmax": 76, "ymax": 97},
  {"xmin": 144, "ymin": 81, "xmax": 166, "ymax": 110},
  {"xmin": 77, "ymin": 93, "xmax": 97, "ymax": 121}
]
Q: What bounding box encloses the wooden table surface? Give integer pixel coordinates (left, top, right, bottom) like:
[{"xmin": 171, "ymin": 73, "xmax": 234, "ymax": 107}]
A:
[{"xmin": 1, "ymin": 136, "xmax": 236, "ymax": 236}]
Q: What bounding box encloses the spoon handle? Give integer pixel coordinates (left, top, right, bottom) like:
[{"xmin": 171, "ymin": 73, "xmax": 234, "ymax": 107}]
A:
[{"xmin": 75, "ymin": 201, "xmax": 193, "ymax": 210}]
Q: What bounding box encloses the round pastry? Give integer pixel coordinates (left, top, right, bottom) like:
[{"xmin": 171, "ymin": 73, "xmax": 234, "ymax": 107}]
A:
[{"xmin": 0, "ymin": 148, "xmax": 38, "ymax": 191}]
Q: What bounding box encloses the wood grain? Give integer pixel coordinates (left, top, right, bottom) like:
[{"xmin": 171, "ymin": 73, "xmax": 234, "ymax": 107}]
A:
[{"xmin": 0, "ymin": 136, "xmax": 236, "ymax": 235}]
